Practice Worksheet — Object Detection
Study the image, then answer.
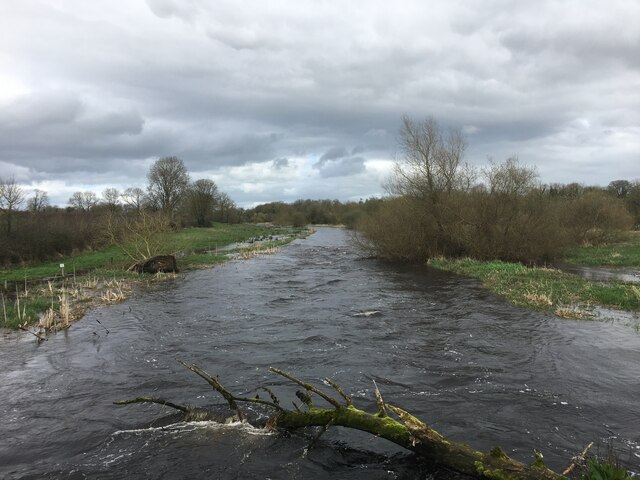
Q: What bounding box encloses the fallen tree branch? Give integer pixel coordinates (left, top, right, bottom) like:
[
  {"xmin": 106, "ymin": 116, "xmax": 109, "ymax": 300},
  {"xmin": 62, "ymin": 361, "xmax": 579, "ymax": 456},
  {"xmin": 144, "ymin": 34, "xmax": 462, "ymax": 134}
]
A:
[
  {"xmin": 562, "ymin": 441, "xmax": 594, "ymax": 475},
  {"xmin": 270, "ymin": 367, "xmax": 343, "ymax": 409},
  {"xmin": 115, "ymin": 362, "xmax": 566, "ymax": 480},
  {"xmin": 114, "ymin": 396, "xmax": 189, "ymax": 413}
]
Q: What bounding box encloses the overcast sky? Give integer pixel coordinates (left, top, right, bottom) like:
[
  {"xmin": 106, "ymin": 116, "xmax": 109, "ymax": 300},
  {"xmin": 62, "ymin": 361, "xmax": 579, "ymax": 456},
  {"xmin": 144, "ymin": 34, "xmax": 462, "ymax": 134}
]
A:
[{"xmin": 1, "ymin": 1, "xmax": 638, "ymax": 207}]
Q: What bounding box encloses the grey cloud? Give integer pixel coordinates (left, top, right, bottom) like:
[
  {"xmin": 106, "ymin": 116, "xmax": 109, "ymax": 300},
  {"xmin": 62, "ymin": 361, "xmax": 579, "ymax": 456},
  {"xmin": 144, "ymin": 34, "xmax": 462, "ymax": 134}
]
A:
[
  {"xmin": 0, "ymin": 92, "xmax": 82, "ymax": 130},
  {"xmin": 318, "ymin": 147, "xmax": 349, "ymax": 163},
  {"xmin": 272, "ymin": 158, "xmax": 289, "ymax": 169},
  {"xmin": 313, "ymin": 146, "xmax": 376, "ymax": 178},
  {"xmin": 82, "ymin": 110, "xmax": 145, "ymax": 136},
  {"xmin": 145, "ymin": 0, "xmax": 199, "ymax": 21},
  {"xmin": 1, "ymin": 0, "xmax": 638, "ymax": 204}
]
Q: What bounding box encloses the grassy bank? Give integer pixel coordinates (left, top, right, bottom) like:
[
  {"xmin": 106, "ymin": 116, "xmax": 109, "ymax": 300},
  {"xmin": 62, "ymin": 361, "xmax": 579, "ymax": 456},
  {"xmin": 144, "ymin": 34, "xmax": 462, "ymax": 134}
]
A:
[
  {"xmin": 428, "ymin": 258, "xmax": 640, "ymax": 319},
  {"xmin": 428, "ymin": 231, "xmax": 640, "ymax": 320},
  {"xmin": 563, "ymin": 231, "xmax": 640, "ymax": 267},
  {"xmin": 1, "ymin": 224, "xmax": 310, "ymax": 331}
]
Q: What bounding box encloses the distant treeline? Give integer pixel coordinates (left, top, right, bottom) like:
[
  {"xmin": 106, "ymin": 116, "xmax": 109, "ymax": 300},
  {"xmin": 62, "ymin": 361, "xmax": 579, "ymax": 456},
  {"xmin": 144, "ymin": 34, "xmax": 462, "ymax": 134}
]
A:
[
  {"xmin": 0, "ymin": 157, "xmax": 244, "ymax": 266},
  {"xmin": 243, "ymin": 198, "xmax": 382, "ymax": 228},
  {"xmin": 2, "ymin": 139, "xmax": 638, "ymax": 267},
  {"xmin": 355, "ymin": 116, "xmax": 638, "ymax": 265},
  {"xmin": 0, "ymin": 155, "xmax": 379, "ymax": 266}
]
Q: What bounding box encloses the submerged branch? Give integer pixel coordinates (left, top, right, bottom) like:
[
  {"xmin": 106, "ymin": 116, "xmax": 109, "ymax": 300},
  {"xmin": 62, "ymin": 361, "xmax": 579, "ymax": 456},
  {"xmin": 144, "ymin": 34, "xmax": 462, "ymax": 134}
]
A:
[
  {"xmin": 116, "ymin": 363, "xmax": 567, "ymax": 480},
  {"xmin": 113, "ymin": 396, "xmax": 189, "ymax": 413},
  {"xmin": 270, "ymin": 367, "xmax": 342, "ymax": 409},
  {"xmin": 176, "ymin": 359, "xmax": 284, "ymax": 416}
]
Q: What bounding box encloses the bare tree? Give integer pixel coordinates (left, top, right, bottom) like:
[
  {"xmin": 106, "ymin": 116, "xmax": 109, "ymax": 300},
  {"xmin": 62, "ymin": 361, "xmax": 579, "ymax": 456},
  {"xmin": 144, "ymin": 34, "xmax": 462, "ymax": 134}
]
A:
[
  {"xmin": 105, "ymin": 210, "xmax": 174, "ymax": 263},
  {"xmin": 483, "ymin": 156, "xmax": 538, "ymax": 196},
  {"xmin": 121, "ymin": 187, "xmax": 146, "ymax": 213},
  {"xmin": 69, "ymin": 191, "xmax": 99, "ymax": 211},
  {"xmin": 216, "ymin": 192, "xmax": 236, "ymax": 223},
  {"xmin": 607, "ymin": 179, "xmax": 632, "ymax": 199},
  {"xmin": 101, "ymin": 188, "xmax": 121, "ymax": 213},
  {"xmin": 27, "ymin": 189, "xmax": 50, "ymax": 213},
  {"xmin": 147, "ymin": 157, "xmax": 190, "ymax": 215},
  {"xmin": 390, "ymin": 116, "xmax": 468, "ymax": 199},
  {"xmin": 0, "ymin": 176, "xmax": 25, "ymax": 235},
  {"xmin": 185, "ymin": 179, "xmax": 219, "ymax": 227},
  {"xmin": 384, "ymin": 116, "xmax": 471, "ymax": 253}
]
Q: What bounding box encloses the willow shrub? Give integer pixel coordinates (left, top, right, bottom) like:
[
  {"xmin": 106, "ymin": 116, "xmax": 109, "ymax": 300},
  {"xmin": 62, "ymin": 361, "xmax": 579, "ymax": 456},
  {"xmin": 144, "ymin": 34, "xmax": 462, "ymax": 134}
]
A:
[{"xmin": 356, "ymin": 189, "xmax": 632, "ymax": 265}]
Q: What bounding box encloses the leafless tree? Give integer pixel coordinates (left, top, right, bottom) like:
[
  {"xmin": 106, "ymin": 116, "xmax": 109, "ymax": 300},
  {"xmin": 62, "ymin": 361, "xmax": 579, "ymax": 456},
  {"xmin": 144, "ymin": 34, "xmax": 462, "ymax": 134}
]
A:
[
  {"xmin": 105, "ymin": 210, "xmax": 174, "ymax": 262},
  {"xmin": 390, "ymin": 115, "xmax": 469, "ymax": 199},
  {"xmin": 121, "ymin": 187, "xmax": 146, "ymax": 213},
  {"xmin": 607, "ymin": 179, "xmax": 632, "ymax": 199},
  {"xmin": 216, "ymin": 192, "xmax": 236, "ymax": 223},
  {"xmin": 185, "ymin": 179, "xmax": 219, "ymax": 227},
  {"xmin": 0, "ymin": 176, "xmax": 25, "ymax": 235},
  {"xmin": 147, "ymin": 157, "xmax": 190, "ymax": 215},
  {"xmin": 69, "ymin": 191, "xmax": 99, "ymax": 211},
  {"xmin": 386, "ymin": 116, "xmax": 472, "ymax": 246},
  {"xmin": 102, "ymin": 188, "xmax": 121, "ymax": 213},
  {"xmin": 27, "ymin": 189, "xmax": 50, "ymax": 213},
  {"xmin": 483, "ymin": 156, "xmax": 538, "ymax": 196}
]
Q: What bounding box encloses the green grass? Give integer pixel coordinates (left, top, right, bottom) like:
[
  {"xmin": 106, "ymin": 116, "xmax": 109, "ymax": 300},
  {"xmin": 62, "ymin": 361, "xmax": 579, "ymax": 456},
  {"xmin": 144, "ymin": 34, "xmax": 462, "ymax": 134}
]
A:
[
  {"xmin": 429, "ymin": 258, "xmax": 640, "ymax": 316},
  {"xmin": 1, "ymin": 294, "xmax": 56, "ymax": 329},
  {"xmin": 0, "ymin": 224, "xmax": 305, "ymax": 285},
  {"xmin": 563, "ymin": 231, "xmax": 640, "ymax": 267},
  {"xmin": 181, "ymin": 253, "xmax": 228, "ymax": 269},
  {"xmin": 581, "ymin": 458, "xmax": 632, "ymax": 480},
  {"xmin": 0, "ymin": 245, "xmax": 130, "ymax": 284},
  {"xmin": 165, "ymin": 223, "xmax": 301, "ymax": 254},
  {"xmin": 0, "ymin": 223, "xmax": 311, "ymax": 330}
]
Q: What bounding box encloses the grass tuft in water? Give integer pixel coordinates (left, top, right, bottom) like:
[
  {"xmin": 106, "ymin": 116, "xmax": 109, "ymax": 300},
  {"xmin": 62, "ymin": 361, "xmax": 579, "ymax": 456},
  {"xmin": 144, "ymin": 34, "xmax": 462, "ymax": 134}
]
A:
[{"xmin": 580, "ymin": 458, "xmax": 632, "ymax": 480}]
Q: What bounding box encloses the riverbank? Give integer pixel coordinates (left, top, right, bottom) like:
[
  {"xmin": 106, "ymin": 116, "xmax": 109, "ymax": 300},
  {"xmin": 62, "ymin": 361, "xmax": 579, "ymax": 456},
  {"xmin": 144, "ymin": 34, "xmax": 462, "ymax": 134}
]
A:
[
  {"xmin": 1, "ymin": 224, "xmax": 311, "ymax": 335},
  {"xmin": 428, "ymin": 232, "xmax": 640, "ymax": 322}
]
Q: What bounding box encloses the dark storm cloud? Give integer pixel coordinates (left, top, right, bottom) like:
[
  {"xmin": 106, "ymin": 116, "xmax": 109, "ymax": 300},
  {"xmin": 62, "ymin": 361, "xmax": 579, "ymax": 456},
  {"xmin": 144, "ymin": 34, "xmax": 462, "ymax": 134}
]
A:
[{"xmin": 1, "ymin": 0, "xmax": 639, "ymax": 206}]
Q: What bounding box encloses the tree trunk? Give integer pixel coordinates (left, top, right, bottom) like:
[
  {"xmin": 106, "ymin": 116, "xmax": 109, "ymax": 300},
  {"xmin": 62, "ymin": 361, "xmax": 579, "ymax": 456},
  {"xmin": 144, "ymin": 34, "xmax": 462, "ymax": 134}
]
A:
[{"xmin": 115, "ymin": 362, "xmax": 566, "ymax": 480}]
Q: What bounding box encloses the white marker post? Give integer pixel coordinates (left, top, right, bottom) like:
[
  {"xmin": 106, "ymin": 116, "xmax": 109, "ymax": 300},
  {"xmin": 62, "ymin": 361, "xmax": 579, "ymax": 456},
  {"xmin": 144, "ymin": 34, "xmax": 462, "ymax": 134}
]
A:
[{"xmin": 60, "ymin": 263, "xmax": 65, "ymax": 277}]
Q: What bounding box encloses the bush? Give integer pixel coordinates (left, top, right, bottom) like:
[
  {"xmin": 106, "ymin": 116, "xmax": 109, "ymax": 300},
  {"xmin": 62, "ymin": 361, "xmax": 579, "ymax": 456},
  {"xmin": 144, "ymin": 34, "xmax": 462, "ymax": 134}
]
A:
[{"xmin": 355, "ymin": 117, "xmax": 634, "ymax": 265}]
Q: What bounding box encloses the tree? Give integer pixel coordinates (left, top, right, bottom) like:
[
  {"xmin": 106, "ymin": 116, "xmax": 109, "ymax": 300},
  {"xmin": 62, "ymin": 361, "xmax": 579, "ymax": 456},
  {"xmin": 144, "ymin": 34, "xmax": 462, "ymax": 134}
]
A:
[
  {"xmin": 390, "ymin": 115, "xmax": 468, "ymax": 201},
  {"xmin": 185, "ymin": 179, "xmax": 219, "ymax": 227},
  {"xmin": 0, "ymin": 176, "xmax": 25, "ymax": 235},
  {"xmin": 384, "ymin": 116, "xmax": 472, "ymax": 257},
  {"xmin": 27, "ymin": 189, "xmax": 50, "ymax": 213},
  {"xmin": 105, "ymin": 210, "xmax": 174, "ymax": 263},
  {"xmin": 607, "ymin": 180, "xmax": 631, "ymax": 199},
  {"xmin": 116, "ymin": 362, "xmax": 567, "ymax": 480},
  {"xmin": 68, "ymin": 191, "xmax": 99, "ymax": 211},
  {"xmin": 624, "ymin": 180, "xmax": 640, "ymax": 228},
  {"xmin": 147, "ymin": 157, "xmax": 190, "ymax": 215},
  {"xmin": 101, "ymin": 188, "xmax": 121, "ymax": 213},
  {"xmin": 215, "ymin": 192, "xmax": 236, "ymax": 223},
  {"xmin": 121, "ymin": 187, "xmax": 146, "ymax": 213}
]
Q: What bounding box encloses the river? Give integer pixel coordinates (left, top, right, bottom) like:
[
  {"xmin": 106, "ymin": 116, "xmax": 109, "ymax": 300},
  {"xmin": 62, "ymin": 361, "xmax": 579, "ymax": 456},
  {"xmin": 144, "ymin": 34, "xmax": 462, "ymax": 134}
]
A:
[{"xmin": 1, "ymin": 227, "xmax": 638, "ymax": 479}]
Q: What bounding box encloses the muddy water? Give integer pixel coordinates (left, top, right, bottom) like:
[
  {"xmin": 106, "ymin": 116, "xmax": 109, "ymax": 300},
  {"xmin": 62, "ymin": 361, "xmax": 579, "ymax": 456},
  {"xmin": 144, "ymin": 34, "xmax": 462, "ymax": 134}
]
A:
[{"xmin": 1, "ymin": 228, "xmax": 638, "ymax": 479}]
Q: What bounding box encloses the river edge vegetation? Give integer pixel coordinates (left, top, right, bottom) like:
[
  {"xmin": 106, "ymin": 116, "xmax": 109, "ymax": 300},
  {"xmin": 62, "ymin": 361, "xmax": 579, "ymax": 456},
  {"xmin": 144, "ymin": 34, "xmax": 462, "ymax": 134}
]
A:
[
  {"xmin": 428, "ymin": 257, "xmax": 640, "ymax": 320},
  {"xmin": 0, "ymin": 223, "xmax": 311, "ymax": 333},
  {"xmin": 354, "ymin": 116, "xmax": 640, "ymax": 322},
  {"xmin": 115, "ymin": 361, "xmax": 634, "ymax": 480},
  {"xmin": 428, "ymin": 230, "xmax": 640, "ymax": 320}
]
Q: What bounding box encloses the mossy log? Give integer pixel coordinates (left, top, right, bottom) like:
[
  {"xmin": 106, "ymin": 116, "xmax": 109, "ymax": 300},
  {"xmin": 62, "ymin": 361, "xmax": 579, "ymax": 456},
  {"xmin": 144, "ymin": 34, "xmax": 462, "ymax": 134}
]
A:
[{"xmin": 115, "ymin": 361, "xmax": 566, "ymax": 480}]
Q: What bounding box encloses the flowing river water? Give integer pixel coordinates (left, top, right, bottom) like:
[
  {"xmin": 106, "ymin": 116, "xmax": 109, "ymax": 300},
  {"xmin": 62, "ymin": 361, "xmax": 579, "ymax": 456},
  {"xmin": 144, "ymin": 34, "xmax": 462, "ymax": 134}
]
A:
[{"xmin": 1, "ymin": 228, "xmax": 639, "ymax": 479}]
